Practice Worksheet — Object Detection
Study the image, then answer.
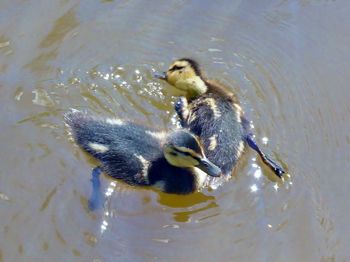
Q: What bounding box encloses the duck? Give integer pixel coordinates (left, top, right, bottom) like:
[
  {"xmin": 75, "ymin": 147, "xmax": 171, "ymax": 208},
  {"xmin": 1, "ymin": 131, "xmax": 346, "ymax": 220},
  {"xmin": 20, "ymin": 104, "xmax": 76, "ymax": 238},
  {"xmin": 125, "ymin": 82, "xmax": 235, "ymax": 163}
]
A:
[
  {"xmin": 155, "ymin": 58, "xmax": 286, "ymax": 179},
  {"xmin": 64, "ymin": 110, "xmax": 221, "ymax": 195}
]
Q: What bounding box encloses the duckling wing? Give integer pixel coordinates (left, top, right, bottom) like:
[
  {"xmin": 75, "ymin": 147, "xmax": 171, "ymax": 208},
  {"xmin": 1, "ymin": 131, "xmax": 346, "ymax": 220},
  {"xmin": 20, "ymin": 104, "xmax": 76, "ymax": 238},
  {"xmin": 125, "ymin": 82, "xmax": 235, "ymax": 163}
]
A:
[{"xmin": 64, "ymin": 111, "xmax": 162, "ymax": 185}]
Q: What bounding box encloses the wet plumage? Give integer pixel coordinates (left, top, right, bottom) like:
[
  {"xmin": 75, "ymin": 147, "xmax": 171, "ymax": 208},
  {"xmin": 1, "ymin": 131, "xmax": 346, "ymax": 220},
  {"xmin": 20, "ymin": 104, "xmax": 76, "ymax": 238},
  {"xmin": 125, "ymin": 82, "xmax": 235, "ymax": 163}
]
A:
[
  {"xmin": 157, "ymin": 58, "xmax": 286, "ymax": 179},
  {"xmin": 182, "ymin": 90, "xmax": 245, "ymax": 176},
  {"xmin": 64, "ymin": 110, "xmax": 221, "ymax": 194}
]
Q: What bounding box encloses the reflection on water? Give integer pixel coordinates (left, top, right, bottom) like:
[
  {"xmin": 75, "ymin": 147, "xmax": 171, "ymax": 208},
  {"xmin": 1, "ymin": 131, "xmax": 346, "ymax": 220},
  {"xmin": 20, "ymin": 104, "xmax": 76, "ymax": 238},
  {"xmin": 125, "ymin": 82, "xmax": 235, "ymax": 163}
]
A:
[
  {"xmin": 1, "ymin": 0, "xmax": 349, "ymax": 261},
  {"xmin": 95, "ymin": 179, "xmax": 218, "ymax": 236},
  {"xmin": 171, "ymin": 201, "xmax": 219, "ymax": 223},
  {"xmin": 157, "ymin": 191, "xmax": 215, "ymax": 208}
]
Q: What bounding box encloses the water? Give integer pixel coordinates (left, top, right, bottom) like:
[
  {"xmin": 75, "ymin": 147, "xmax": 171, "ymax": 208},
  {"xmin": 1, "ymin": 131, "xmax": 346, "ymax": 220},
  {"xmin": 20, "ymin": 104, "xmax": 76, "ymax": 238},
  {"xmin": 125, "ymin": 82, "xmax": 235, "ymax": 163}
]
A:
[{"xmin": 1, "ymin": 0, "xmax": 349, "ymax": 261}]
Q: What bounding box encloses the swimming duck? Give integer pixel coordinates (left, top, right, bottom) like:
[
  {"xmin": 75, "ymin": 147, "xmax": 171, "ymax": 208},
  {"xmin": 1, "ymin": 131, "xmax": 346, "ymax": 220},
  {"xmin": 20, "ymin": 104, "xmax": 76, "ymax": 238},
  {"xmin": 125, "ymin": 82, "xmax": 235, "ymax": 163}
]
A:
[
  {"xmin": 64, "ymin": 110, "xmax": 221, "ymax": 195},
  {"xmin": 156, "ymin": 58, "xmax": 286, "ymax": 178}
]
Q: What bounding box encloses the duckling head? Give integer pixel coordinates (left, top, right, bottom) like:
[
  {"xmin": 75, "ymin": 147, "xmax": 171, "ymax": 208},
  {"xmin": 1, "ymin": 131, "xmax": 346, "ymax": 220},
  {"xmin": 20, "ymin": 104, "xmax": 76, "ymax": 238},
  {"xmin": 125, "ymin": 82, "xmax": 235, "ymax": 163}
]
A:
[
  {"xmin": 163, "ymin": 130, "xmax": 221, "ymax": 177},
  {"xmin": 155, "ymin": 58, "xmax": 208, "ymax": 99}
]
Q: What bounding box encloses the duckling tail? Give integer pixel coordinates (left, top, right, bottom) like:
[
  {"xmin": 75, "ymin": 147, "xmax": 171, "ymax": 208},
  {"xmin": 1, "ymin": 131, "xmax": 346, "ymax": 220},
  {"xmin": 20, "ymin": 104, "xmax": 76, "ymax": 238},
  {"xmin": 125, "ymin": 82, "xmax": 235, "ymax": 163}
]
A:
[
  {"xmin": 64, "ymin": 109, "xmax": 90, "ymax": 131},
  {"xmin": 64, "ymin": 110, "xmax": 116, "ymax": 159}
]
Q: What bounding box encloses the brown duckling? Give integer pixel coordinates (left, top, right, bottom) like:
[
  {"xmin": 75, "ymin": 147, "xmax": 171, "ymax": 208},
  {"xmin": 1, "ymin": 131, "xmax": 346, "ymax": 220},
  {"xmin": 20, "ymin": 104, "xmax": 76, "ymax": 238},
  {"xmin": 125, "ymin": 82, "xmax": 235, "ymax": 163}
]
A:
[{"xmin": 156, "ymin": 58, "xmax": 286, "ymax": 179}]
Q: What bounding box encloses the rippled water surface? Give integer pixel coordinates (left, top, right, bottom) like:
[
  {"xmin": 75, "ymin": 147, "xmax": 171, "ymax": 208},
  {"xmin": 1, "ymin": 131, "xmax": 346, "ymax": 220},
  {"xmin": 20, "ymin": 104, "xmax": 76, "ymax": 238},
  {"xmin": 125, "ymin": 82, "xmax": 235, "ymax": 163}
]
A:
[{"xmin": 1, "ymin": 0, "xmax": 350, "ymax": 261}]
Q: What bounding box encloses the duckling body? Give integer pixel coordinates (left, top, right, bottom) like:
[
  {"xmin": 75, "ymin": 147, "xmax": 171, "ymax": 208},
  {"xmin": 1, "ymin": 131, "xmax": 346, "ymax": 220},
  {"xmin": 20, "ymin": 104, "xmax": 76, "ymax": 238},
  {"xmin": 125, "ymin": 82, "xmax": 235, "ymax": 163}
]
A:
[
  {"xmin": 178, "ymin": 87, "xmax": 245, "ymax": 176},
  {"xmin": 157, "ymin": 58, "xmax": 285, "ymax": 178},
  {"xmin": 64, "ymin": 110, "xmax": 221, "ymax": 194}
]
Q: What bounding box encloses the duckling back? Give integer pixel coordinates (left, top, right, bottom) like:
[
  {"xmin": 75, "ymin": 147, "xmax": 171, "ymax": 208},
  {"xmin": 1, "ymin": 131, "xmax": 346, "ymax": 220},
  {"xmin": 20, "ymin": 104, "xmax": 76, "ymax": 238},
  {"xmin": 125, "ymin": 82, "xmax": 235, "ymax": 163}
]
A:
[
  {"xmin": 64, "ymin": 110, "xmax": 162, "ymax": 186},
  {"xmin": 185, "ymin": 92, "xmax": 245, "ymax": 176}
]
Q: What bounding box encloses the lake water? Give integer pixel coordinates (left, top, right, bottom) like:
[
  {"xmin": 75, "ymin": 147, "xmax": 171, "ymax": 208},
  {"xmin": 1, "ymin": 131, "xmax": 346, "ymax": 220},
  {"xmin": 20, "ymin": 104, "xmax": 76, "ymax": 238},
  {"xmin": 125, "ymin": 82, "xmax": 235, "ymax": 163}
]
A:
[{"xmin": 1, "ymin": 0, "xmax": 349, "ymax": 261}]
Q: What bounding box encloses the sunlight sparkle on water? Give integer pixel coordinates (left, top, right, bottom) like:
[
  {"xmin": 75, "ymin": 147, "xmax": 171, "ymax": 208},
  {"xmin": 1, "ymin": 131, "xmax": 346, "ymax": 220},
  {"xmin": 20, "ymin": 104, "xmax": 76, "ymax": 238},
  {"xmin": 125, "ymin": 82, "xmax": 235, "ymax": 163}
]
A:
[
  {"xmin": 254, "ymin": 168, "xmax": 262, "ymax": 179},
  {"xmin": 250, "ymin": 184, "xmax": 258, "ymax": 193},
  {"xmin": 262, "ymin": 137, "xmax": 269, "ymax": 145},
  {"xmin": 105, "ymin": 182, "xmax": 117, "ymax": 196},
  {"xmin": 103, "ymin": 73, "xmax": 110, "ymax": 80},
  {"xmin": 101, "ymin": 220, "xmax": 108, "ymax": 233},
  {"xmin": 105, "ymin": 187, "xmax": 114, "ymax": 197},
  {"xmin": 208, "ymin": 48, "xmax": 222, "ymax": 52}
]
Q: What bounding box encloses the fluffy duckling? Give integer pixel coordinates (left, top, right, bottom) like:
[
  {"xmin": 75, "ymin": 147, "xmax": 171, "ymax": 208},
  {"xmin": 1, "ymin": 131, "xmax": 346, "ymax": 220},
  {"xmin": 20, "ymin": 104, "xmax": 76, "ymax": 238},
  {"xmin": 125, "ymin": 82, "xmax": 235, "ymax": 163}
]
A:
[
  {"xmin": 64, "ymin": 110, "xmax": 221, "ymax": 195},
  {"xmin": 156, "ymin": 58, "xmax": 285, "ymax": 178}
]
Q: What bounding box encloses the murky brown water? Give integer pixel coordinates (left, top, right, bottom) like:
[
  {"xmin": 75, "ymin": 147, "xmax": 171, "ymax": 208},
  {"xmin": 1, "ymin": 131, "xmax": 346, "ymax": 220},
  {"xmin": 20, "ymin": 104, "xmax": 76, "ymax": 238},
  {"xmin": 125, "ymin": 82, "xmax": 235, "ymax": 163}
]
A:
[{"xmin": 1, "ymin": 0, "xmax": 350, "ymax": 261}]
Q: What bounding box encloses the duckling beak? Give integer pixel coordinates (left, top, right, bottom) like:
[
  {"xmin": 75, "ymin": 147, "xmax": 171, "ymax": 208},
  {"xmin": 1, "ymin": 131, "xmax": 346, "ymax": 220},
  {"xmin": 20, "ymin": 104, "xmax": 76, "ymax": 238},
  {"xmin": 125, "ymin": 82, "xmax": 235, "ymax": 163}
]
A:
[
  {"xmin": 154, "ymin": 72, "xmax": 167, "ymax": 80},
  {"xmin": 197, "ymin": 158, "xmax": 221, "ymax": 177}
]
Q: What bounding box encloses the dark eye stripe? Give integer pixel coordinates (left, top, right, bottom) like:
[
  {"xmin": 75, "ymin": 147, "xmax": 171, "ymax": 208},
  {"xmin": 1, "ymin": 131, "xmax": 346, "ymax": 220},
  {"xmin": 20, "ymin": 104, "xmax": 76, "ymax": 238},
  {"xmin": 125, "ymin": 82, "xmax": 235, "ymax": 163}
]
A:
[
  {"xmin": 172, "ymin": 147, "xmax": 185, "ymax": 154},
  {"xmin": 169, "ymin": 65, "xmax": 185, "ymax": 71},
  {"xmin": 172, "ymin": 147, "xmax": 201, "ymax": 162}
]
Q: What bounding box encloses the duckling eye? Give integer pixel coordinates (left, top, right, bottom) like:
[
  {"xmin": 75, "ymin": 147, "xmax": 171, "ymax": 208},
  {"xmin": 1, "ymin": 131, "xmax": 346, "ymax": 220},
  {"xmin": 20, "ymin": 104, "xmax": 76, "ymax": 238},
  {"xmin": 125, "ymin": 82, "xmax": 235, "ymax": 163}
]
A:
[
  {"xmin": 169, "ymin": 65, "xmax": 185, "ymax": 72},
  {"xmin": 169, "ymin": 152, "xmax": 177, "ymax": 156}
]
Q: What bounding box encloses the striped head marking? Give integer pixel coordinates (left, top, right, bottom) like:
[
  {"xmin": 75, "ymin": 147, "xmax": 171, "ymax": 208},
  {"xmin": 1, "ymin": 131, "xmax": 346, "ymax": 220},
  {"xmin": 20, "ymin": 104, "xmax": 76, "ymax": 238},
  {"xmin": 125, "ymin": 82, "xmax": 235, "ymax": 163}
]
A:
[
  {"xmin": 166, "ymin": 59, "xmax": 199, "ymax": 85},
  {"xmin": 163, "ymin": 130, "xmax": 221, "ymax": 177}
]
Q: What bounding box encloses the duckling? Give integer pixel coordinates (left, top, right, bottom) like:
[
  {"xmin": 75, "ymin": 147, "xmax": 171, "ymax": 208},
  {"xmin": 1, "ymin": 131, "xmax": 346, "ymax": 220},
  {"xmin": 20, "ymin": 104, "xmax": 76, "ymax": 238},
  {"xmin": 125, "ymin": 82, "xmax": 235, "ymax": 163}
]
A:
[
  {"xmin": 64, "ymin": 110, "xmax": 221, "ymax": 195},
  {"xmin": 156, "ymin": 58, "xmax": 286, "ymax": 178}
]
